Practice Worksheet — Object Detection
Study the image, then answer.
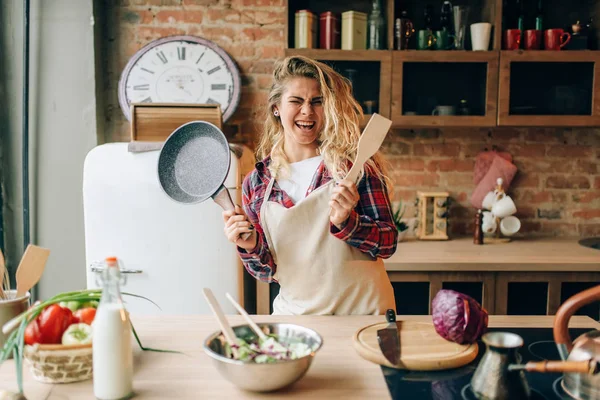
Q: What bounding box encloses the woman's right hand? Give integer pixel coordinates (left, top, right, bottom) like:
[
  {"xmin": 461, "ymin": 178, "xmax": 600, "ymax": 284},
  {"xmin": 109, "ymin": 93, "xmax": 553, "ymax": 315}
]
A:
[{"xmin": 222, "ymin": 205, "xmax": 257, "ymax": 251}]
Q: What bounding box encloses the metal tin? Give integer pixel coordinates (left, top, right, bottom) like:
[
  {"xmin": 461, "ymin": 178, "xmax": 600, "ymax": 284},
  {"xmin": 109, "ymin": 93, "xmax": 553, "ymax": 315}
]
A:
[
  {"xmin": 295, "ymin": 10, "xmax": 318, "ymax": 49},
  {"xmin": 319, "ymin": 11, "xmax": 341, "ymax": 49},
  {"xmin": 342, "ymin": 11, "xmax": 368, "ymax": 50}
]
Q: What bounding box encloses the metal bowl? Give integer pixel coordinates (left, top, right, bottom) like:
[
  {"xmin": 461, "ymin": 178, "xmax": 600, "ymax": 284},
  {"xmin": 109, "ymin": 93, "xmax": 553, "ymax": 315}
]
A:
[{"xmin": 203, "ymin": 323, "xmax": 323, "ymax": 392}]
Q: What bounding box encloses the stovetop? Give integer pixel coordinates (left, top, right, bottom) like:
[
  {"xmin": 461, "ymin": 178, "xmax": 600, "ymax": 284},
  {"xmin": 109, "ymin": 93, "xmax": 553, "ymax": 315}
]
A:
[{"xmin": 382, "ymin": 328, "xmax": 590, "ymax": 400}]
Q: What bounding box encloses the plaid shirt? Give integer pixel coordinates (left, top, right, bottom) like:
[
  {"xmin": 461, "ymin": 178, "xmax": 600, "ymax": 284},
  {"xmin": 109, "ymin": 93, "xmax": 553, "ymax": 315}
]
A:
[{"xmin": 238, "ymin": 156, "xmax": 398, "ymax": 283}]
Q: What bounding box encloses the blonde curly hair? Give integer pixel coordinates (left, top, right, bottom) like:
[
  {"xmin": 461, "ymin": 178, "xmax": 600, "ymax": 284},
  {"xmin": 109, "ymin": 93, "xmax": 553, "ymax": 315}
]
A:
[{"xmin": 256, "ymin": 55, "xmax": 392, "ymax": 194}]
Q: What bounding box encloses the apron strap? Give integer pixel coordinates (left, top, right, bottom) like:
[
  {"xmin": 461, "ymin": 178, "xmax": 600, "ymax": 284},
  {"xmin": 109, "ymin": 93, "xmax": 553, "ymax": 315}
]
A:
[{"xmin": 260, "ymin": 177, "xmax": 276, "ymax": 217}]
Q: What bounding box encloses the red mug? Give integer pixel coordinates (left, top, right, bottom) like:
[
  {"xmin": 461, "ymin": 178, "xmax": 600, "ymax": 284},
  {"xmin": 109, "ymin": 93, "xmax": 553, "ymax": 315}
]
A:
[
  {"xmin": 544, "ymin": 29, "xmax": 571, "ymax": 50},
  {"xmin": 524, "ymin": 29, "xmax": 542, "ymax": 50},
  {"xmin": 504, "ymin": 29, "xmax": 521, "ymax": 50}
]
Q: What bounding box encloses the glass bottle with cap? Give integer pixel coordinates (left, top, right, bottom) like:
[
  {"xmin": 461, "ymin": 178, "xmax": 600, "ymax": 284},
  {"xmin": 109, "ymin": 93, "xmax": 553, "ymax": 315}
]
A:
[{"xmin": 93, "ymin": 256, "xmax": 134, "ymax": 400}]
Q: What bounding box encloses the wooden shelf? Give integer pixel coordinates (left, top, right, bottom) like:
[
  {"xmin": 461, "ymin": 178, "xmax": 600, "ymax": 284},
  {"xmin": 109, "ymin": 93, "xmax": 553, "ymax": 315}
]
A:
[
  {"xmin": 284, "ymin": 48, "xmax": 391, "ymax": 61},
  {"xmin": 391, "ymin": 50, "xmax": 500, "ymax": 62},
  {"xmin": 498, "ymin": 50, "xmax": 600, "ymax": 126}
]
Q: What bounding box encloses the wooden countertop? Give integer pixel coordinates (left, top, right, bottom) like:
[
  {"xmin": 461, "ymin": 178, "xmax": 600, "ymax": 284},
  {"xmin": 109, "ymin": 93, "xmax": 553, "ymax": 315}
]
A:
[
  {"xmin": 0, "ymin": 315, "xmax": 597, "ymax": 399},
  {"xmin": 384, "ymin": 237, "xmax": 600, "ymax": 271}
]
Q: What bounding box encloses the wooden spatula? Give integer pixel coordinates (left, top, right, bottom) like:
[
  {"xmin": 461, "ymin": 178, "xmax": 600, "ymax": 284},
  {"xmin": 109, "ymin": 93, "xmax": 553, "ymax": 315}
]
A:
[
  {"xmin": 345, "ymin": 113, "xmax": 393, "ymax": 184},
  {"xmin": 0, "ymin": 249, "xmax": 6, "ymax": 300},
  {"xmin": 16, "ymin": 245, "xmax": 50, "ymax": 299}
]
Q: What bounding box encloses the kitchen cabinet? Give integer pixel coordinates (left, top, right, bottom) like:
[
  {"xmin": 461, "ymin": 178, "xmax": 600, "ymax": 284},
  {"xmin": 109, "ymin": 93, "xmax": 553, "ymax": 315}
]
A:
[
  {"xmin": 255, "ymin": 238, "xmax": 600, "ymax": 318},
  {"xmin": 284, "ymin": 0, "xmax": 600, "ymax": 127},
  {"xmin": 497, "ymin": 50, "xmax": 600, "ymax": 126}
]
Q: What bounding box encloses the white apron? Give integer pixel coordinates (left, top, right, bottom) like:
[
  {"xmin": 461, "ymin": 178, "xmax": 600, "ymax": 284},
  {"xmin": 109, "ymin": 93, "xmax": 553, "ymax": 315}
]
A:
[{"xmin": 260, "ymin": 177, "xmax": 396, "ymax": 315}]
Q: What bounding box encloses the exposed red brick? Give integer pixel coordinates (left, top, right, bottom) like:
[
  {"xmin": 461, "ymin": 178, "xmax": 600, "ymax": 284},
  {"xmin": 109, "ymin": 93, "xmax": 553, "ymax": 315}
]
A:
[
  {"xmin": 512, "ymin": 173, "xmax": 540, "ymax": 188},
  {"xmin": 595, "ymin": 177, "xmax": 600, "ymax": 189},
  {"xmin": 393, "ymin": 173, "xmax": 440, "ymax": 187},
  {"xmin": 258, "ymin": 45, "xmax": 285, "ymax": 59},
  {"xmin": 506, "ymin": 144, "xmax": 546, "ymax": 157},
  {"xmin": 182, "ymin": 0, "xmax": 219, "ymax": 5},
  {"xmin": 540, "ymin": 222, "xmax": 579, "ymax": 236},
  {"xmin": 413, "ymin": 143, "xmax": 460, "ymax": 157},
  {"xmin": 524, "ymin": 128, "xmax": 566, "ymax": 143},
  {"xmin": 546, "ymin": 176, "xmax": 590, "ymax": 190},
  {"xmin": 136, "ymin": 27, "xmax": 186, "ymax": 42},
  {"xmin": 572, "ymin": 191, "xmax": 600, "ymax": 204},
  {"xmin": 388, "ymin": 159, "xmax": 426, "ymax": 171},
  {"xmin": 580, "ymin": 224, "xmax": 600, "ymax": 236},
  {"xmin": 547, "ymin": 145, "xmax": 594, "ymax": 158},
  {"xmin": 516, "ymin": 206, "xmax": 537, "ymax": 219},
  {"xmin": 207, "ymin": 8, "xmax": 241, "ymax": 23},
  {"xmin": 155, "ymin": 10, "xmax": 204, "ymax": 24},
  {"xmin": 435, "ymin": 159, "xmax": 474, "ymax": 172},
  {"xmin": 188, "ymin": 25, "xmax": 236, "ymax": 42},
  {"xmin": 574, "ymin": 160, "xmax": 598, "ymax": 174},
  {"xmin": 520, "ymin": 221, "xmax": 542, "ymax": 233},
  {"xmin": 572, "ymin": 209, "xmax": 600, "ymax": 219},
  {"xmin": 455, "ymin": 192, "xmax": 468, "ymax": 202},
  {"xmin": 516, "ymin": 190, "xmax": 551, "ymax": 204},
  {"xmin": 491, "ymin": 127, "xmax": 522, "ymax": 141},
  {"xmin": 444, "ymin": 174, "xmax": 473, "ymax": 187}
]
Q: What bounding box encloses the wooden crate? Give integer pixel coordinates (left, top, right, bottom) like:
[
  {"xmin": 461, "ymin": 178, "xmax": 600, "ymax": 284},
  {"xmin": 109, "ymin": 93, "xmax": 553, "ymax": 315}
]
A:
[{"xmin": 130, "ymin": 103, "xmax": 223, "ymax": 142}]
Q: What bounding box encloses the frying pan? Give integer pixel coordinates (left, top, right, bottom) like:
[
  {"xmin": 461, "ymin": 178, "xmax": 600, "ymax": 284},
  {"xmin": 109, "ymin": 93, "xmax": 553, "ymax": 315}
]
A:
[{"xmin": 158, "ymin": 121, "xmax": 251, "ymax": 239}]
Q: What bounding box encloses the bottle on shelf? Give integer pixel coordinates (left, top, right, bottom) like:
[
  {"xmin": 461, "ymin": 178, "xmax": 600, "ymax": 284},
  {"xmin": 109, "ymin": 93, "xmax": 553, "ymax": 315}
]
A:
[
  {"xmin": 93, "ymin": 256, "xmax": 134, "ymax": 400},
  {"xmin": 458, "ymin": 99, "xmax": 470, "ymax": 116},
  {"xmin": 534, "ymin": 0, "xmax": 543, "ymax": 31},
  {"xmin": 367, "ymin": 0, "xmax": 386, "ymax": 50},
  {"xmin": 440, "ymin": 1, "xmax": 454, "ymax": 33}
]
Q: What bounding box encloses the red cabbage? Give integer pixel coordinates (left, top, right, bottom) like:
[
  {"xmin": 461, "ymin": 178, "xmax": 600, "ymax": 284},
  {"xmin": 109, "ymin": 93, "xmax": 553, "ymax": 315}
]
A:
[{"xmin": 431, "ymin": 289, "xmax": 489, "ymax": 344}]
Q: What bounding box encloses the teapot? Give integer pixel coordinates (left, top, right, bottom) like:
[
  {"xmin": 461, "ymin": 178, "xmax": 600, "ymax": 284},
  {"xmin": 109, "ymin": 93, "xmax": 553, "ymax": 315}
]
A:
[{"xmin": 554, "ymin": 284, "xmax": 600, "ymax": 400}]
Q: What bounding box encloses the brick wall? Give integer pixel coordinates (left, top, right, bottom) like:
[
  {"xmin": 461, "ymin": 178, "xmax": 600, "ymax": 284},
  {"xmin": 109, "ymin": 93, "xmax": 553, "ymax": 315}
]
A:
[{"xmin": 101, "ymin": 0, "xmax": 600, "ymax": 237}]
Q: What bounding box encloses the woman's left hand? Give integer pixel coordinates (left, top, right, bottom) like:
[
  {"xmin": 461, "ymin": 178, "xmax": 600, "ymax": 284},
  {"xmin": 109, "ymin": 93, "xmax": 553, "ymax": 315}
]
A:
[{"xmin": 329, "ymin": 179, "xmax": 360, "ymax": 228}]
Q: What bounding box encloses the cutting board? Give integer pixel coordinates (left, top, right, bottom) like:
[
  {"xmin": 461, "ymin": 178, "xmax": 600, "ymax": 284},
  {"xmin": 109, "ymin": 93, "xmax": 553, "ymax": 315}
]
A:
[{"xmin": 352, "ymin": 320, "xmax": 479, "ymax": 371}]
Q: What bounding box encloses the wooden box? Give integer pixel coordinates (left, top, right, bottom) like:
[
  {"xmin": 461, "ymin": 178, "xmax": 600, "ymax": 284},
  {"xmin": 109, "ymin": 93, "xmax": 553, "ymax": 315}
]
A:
[{"xmin": 130, "ymin": 103, "xmax": 223, "ymax": 142}]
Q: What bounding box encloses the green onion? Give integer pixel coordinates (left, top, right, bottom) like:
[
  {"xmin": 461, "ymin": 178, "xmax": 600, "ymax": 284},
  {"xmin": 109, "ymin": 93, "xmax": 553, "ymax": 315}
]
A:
[{"xmin": 0, "ymin": 289, "xmax": 181, "ymax": 394}]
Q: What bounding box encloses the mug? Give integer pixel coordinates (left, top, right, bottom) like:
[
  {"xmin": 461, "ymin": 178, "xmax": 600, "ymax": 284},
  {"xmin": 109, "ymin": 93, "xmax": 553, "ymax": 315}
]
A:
[
  {"xmin": 417, "ymin": 30, "xmax": 436, "ymax": 50},
  {"xmin": 491, "ymin": 195, "xmax": 517, "ymax": 218},
  {"xmin": 434, "ymin": 30, "xmax": 455, "ymax": 50},
  {"xmin": 524, "ymin": 29, "xmax": 542, "ymax": 50},
  {"xmin": 544, "ymin": 29, "xmax": 571, "ymax": 50},
  {"xmin": 482, "ymin": 191, "xmax": 496, "ymax": 210},
  {"xmin": 504, "ymin": 29, "xmax": 521, "ymax": 50},
  {"xmin": 470, "ymin": 22, "xmax": 492, "ymax": 51},
  {"xmin": 500, "ymin": 216, "xmax": 521, "ymax": 237},
  {"xmin": 432, "ymin": 105, "xmax": 456, "ymax": 116},
  {"xmin": 482, "ymin": 211, "xmax": 497, "ymax": 234}
]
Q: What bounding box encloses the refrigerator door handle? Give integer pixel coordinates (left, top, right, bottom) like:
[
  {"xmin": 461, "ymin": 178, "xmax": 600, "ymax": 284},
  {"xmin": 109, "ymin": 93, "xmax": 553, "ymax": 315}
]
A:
[{"xmin": 90, "ymin": 261, "xmax": 143, "ymax": 274}]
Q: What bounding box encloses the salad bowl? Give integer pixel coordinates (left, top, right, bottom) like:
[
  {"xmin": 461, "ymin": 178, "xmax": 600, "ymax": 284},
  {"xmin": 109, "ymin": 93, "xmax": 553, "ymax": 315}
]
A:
[{"xmin": 203, "ymin": 322, "xmax": 323, "ymax": 392}]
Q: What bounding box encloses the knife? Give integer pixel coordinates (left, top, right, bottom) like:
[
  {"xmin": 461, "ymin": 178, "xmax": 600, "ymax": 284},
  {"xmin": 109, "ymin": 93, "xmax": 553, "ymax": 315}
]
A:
[{"xmin": 377, "ymin": 308, "xmax": 401, "ymax": 366}]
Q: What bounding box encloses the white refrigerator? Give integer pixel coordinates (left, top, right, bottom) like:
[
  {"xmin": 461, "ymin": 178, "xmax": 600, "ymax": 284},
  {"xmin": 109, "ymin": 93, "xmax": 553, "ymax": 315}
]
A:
[{"xmin": 82, "ymin": 142, "xmax": 255, "ymax": 315}]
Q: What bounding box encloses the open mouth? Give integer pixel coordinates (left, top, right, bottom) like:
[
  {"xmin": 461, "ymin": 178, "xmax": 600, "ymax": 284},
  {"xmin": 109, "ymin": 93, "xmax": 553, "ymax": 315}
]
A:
[{"xmin": 295, "ymin": 121, "xmax": 316, "ymax": 131}]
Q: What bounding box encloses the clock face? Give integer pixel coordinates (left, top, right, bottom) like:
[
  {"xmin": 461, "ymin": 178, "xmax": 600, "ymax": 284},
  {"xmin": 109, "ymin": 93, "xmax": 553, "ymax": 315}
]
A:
[{"xmin": 118, "ymin": 35, "xmax": 241, "ymax": 122}]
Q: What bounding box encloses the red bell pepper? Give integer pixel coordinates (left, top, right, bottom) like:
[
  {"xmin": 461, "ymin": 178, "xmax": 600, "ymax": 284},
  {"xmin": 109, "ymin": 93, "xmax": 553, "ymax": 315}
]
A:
[{"xmin": 25, "ymin": 304, "xmax": 76, "ymax": 345}]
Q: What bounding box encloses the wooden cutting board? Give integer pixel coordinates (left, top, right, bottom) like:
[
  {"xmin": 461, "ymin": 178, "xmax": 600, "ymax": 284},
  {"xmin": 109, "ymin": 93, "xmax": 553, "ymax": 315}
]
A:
[{"xmin": 352, "ymin": 320, "xmax": 479, "ymax": 371}]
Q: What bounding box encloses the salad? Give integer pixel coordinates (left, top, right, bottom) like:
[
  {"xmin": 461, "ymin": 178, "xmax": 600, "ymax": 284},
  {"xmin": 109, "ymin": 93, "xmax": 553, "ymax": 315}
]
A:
[{"xmin": 224, "ymin": 334, "xmax": 313, "ymax": 363}]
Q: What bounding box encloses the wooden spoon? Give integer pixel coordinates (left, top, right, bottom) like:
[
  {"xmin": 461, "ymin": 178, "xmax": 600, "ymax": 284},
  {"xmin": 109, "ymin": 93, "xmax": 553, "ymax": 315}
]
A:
[
  {"xmin": 202, "ymin": 288, "xmax": 239, "ymax": 358},
  {"xmin": 345, "ymin": 113, "xmax": 392, "ymax": 184},
  {"xmin": 16, "ymin": 245, "xmax": 50, "ymax": 299},
  {"xmin": 225, "ymin": 292, "xmax": 267, "ymax": 341}
]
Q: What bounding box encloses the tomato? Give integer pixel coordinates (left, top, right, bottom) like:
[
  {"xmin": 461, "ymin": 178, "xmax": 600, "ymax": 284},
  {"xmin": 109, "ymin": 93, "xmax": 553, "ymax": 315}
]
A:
[
  {"xmin": 24, "ymin": 319, "xmax": 42, "ymax": 345},
  {"xmin": 74, "ymin": 307, "xmax": 96, "ymax": 325},
  {"xmin": 37, "ymin": 305, "xmax": 75, "ymax": 344}
]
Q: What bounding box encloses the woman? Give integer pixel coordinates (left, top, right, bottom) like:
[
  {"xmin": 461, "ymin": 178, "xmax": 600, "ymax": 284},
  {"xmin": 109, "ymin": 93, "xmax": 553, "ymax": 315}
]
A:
[{"xmin": 223, "ymin": 55, "xmax": 397, "ymax": 315}]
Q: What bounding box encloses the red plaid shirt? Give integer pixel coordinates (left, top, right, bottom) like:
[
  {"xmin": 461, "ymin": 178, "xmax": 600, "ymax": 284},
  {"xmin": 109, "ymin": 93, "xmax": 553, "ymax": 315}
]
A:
[{"xmin": 238, "ymin": 156, "xmax": 398, "ymax": 283}]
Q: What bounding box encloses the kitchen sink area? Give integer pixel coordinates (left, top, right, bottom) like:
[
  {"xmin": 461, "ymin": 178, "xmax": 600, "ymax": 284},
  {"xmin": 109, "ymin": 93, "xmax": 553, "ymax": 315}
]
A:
[{"xmin": 579, "ymin": 237, "xmax": 600, "ymax": 250}]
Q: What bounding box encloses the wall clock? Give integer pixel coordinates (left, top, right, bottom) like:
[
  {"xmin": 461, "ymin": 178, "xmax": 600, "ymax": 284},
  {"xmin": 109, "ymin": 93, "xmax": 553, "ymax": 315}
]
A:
[{"xmin": 118, "ymin": 35, "xmax": 242, "ymax": 123}]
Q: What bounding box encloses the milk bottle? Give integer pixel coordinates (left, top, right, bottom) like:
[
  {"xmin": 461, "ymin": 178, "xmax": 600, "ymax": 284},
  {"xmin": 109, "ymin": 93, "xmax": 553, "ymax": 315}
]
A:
[{"xmin": 93, "ymin": 256, "xmax": 134, "ymax": 399}]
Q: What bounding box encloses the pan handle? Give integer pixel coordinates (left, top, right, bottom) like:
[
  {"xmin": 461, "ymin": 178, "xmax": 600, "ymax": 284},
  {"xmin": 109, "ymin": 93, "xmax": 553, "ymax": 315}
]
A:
[{"xmin": 212, "ymin": 185, "xmax": 253, "ymax": 241}]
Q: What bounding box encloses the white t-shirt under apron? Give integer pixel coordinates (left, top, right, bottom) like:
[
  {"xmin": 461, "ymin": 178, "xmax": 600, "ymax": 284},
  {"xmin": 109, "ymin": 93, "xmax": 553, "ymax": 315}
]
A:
[{"xmin": 276, "ymin": 155, "xmax": 323, "ymax": 204}]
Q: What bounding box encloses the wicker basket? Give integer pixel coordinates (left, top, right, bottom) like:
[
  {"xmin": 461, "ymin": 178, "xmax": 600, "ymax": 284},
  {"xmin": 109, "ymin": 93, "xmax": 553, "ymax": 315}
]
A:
[{"xmin": 23, "ymin": 343, "xmax": 93, "ymax": 384}]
